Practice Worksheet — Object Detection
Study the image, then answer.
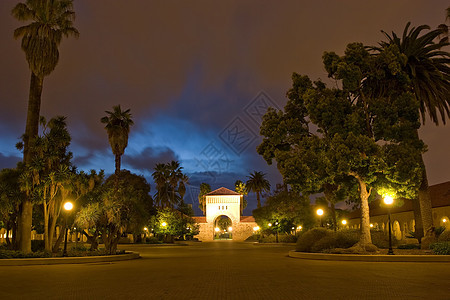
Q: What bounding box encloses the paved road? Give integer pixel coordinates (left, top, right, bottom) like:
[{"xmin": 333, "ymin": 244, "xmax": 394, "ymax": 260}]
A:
[{"xmin": 1, "ymin": 241, "xmax": 448, "ymax": 299}]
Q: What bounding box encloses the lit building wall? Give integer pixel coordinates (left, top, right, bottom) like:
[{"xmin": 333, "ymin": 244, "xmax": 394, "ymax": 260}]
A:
[{"xmin": 205, "ymin": 195, "xmax": 241, "ymax": 224}]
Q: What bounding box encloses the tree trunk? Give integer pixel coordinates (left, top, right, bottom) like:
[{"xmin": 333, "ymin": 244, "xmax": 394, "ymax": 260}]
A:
[
  {"xmin": 52, "ymin": 226, "xmax": 65, "ymax": 253},
  {"xmin": 419, "ymin": 165, "xmax": 435, "ymax": 249},
  {"xmin": 352, "ymin": 174, "xmax": 372, "ymax": 246},
  {"xmin": 256, "ymin": 192, "xmax": 261, "ymax": 208},
  {"xmin": 114, "ymin": 154, "xmax": 121, "ymax": 188},
  {"xmin": 414, "ymin": 130, "xmax": 434, "ymax": 246},
  {"xmin": 18, "ymin": 73, "xmax": 44, "ymax": 253},
  {"xmin": 411, "ymin": 198, "xmax": 424, "ymax": 242},
  {"xmin": 44, "ymin": 202, "xmax": 51, "ymax": 251}
]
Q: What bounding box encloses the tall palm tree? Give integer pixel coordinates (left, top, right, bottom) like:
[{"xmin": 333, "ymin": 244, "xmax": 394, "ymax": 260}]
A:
[
  {"xmin": 12, "ymin": 0, "xmax": 79, "ymax": 253},
  {"xmin": 178, "ymin": 174, "xmax": 190, "ymax": 204},
  {"xmin": 246, "ymin": 171, "xmax": 270, "ymax": 208},
  {"xmin": 167, "ymin": 160, "xmax": 183, "ymax": 205},
  {"xmin": 377, "ymin": 23, "xmax": 450, "ymax": 242},
  {"xmin": 152, "ymin": 163, "xmax": 170, "ymax": 207},
  {"xmin": 101, "ymin": 105, "xmax": 134, "ymax": 185}
]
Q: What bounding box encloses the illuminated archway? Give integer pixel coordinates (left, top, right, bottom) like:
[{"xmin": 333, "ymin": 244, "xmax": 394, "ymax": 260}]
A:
[{"xmin": 213, "ymin": 215, "xmax": 233, "ymax": 240}]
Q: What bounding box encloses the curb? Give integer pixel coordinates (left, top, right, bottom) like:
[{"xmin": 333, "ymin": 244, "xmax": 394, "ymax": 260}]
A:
[
  {"xmin": 0, "ymin": 251, "xmax": 140, "ymax": 266},
  {"xmin": 288, "ymin": 250, "xmax": 450, "ymax": 262},
  {"xmin": 253, "ymin": 242, "xmax": 296, "ymax": 246}
]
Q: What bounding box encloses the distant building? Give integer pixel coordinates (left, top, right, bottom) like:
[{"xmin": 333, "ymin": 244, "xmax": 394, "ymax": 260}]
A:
[
  {"xmin": 347, "ymin": 181, "xmax": 450, "ymax": 240},
  {"xmin": 193, "ymin": 187, "xmax": 257, "ymax": 241}
]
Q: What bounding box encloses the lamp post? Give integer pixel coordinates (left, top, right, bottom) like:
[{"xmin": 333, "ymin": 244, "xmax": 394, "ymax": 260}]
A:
[
  {"xmin": 316, "ymin": 209, "xmax": 324, "ymax": 227},
  {"xmin": 384, "ymin": 196, "xmax": 394, "ymax": 255},
  {"xmin": 341, "ymin": 219, "xmax": 347, "ymax": 229},
  {"xmin": 63, "ymin": 201, "xmax": 73, "ymax": 257}
]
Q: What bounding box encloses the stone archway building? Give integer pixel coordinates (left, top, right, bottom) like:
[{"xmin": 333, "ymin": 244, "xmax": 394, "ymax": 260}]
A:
[
  {"xmin": 193, "ymin": 187, "xmax": 257, "ymax": 241},
  {"xmin": 346, "ymin": 181, "xmax": 450, "ymax": 241}
]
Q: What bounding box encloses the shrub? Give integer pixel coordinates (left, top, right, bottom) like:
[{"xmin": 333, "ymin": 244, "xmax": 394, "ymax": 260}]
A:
[
  {"xmin": 71, "ymin": 244, "xmax": 88, "ymax": 252},
  {"xmin": 310, "ymin": 230, "xmax": 359, "ymax": 252},
  {"xmin": 434, "ymin": 227, "xmax": 446, "ymax": 238},
  {"xmin": 145, "ymin": 236, "xmax": 162, "ymax": 244},
  {"xmin": 260, "ymin": 234, "xmax": 277, "ymax": 243},
  {"xmin": 430, "ymin": 242, "xmax": 450, "ymax": 255},
  {"xmin": 295, "ymin": 228, "xmax": 329, "ymax": 252},
  {"xmin": 0, "ymin": 250, "xmax": 51, "ymax": 259},
  {"xmin": 438, "ymin": 229, "xmax": 450, "ymax": 242},
  {"xmin": 31, "ymin": 240, "xmax": 45, "ymax": 252},
  {"xmin": 370, "ymin": 230, "xmax": 397, "ymax": 249},
  {"xmin": 278, "ymin": 234, "xmax": 297, "ymax": 243},
  {"xmin": 397, "ymin": 243, "xmax": 420, "ymax": 249}
]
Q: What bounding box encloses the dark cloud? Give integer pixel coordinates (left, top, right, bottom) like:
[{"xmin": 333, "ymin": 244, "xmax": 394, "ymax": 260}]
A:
[
  {"xmin": 1, "ymin": 0, "xmax": 449, "ymax": 196},
  {"xmin": 123, "ymin": 147, "xmax": 179, "ymax": 172},
  {"xmin": 0, "ymin": 153, "xmax": 21, "ymax": 169}
]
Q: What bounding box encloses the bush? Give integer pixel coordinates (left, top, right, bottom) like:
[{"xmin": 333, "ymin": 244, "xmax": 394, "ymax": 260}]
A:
[
  {"xmin": 295, "ymin": 228, "xmax": 329, "ymax": 252},
  {"xmin": 31, "ymin": 240, "xmax": 45, "ymax": 252},
  {"xmin": 145, "ymin": 236, "xmax": 162, "ymax": 244},
  {"xmin": 438, "ymin": 229, "xmax": 450, "ymax": 242},
  {"xmin": 0, "ymin": 250, "xmax": 51, "ymax": 259},
  {"xmin": 434, "ymin": 226, "xmax": 446, "ymax": 238},
  {"xmin": 71, "ymin": 244, "xmax": 88, "ymax": 252},
  {"xmin": 397, "ymin": 243, "xmax": 420, "ymax": 249},
  {"xmin": 370, "ymin": 230, "xmax": 397, "ymax": 249},
  {"xmin": 430, "ymin": 242, "xmax": 450, "ymax": 255},
  {"xmin": 278, "ymin": 234, "xmax": 297, "ymax": 243},
  {"xmin": 310, "ymin": 230, "xmax": 359, "ymax": 252},
  {"xmin": 260, "ymin": 234, "xmax": 277, "ymax": 243}
]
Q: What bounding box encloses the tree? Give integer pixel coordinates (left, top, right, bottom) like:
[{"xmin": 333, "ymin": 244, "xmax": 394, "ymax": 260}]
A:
[
  {"xmin": 246, "ymin": 171, "xmax": 270, "ymax": 209},
  {"xmin": 253, "ymin": 188, "xmax": 314, "ymax": 234},
  {"xmin": 258, "ymin": 43, "xmax": 424, "ymax": 249},
  {"xmin": 12, "ymin": 0, "xmax": 79, "ymax": 253},
  {"xmin": 152, "ymin": 161, "xmax": 184, "ymax": 208},
  {"xmin": 100, "ymin": 105, "xmax": 134, "ymax": 186},
  {"xmin": 178, "ymin": 174, "xmax": 190, "ymax": 204},
  {"xmin": 234, "ymin": 180, "xmax": 248, "ymax": 213},
  {"xmin": 0, "ymin": 168, "xmax": 25, "ymax": 248},
  {"xmin": 375, "ymin": 23, "xmax": 450, "ymax": 243},
  {"xmin": 197, "ymin": 183, "xmax": 211, "ymax": 214},
  {"xmin": 18, "ymin": 116, "xmax": 74, "ymax": 252}
]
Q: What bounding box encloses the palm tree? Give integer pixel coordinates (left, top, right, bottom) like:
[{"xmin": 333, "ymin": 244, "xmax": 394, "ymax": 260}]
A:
[
  {"xmin": 167, "ymin": 160, "xmax": 183, "ymax": 205},
  {"xmin": 246, "ymin": 171, "xmax": 271, "ymax": 208},
  {"xmin": 12, "ymin": 0, "xmax": 79, "ymax": 253},
  {"xmin": 178, "ymin": 174, "xmax": 190, "ymax": 204},
  {"xmin": 377, "ymin": 23, "xmax": 450, "ymax": 243},
  {"xmin": 101, "ymin": 105, "xmax": 134, "ymax": 186}
]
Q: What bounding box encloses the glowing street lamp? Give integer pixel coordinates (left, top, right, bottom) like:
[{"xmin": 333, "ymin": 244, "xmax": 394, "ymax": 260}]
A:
[
  {"xmin": 253, "ymin": 226, "xmax": 260, "ymax": 232},
  {"xmin": 161, "ymin": 222, "xmax": 167, "ymax": 227},
  {"xmin": 297, "ymin": 226, "xmax": 302, "ymax": 230},
  {"xmin": 63, "ymin": 201, "xmax": 73, "ymax": 257},
  {"xmin": 384, "ymin": 195, "xmax": 394, "ymax": 255},
  {"xmin": 268, "ymin": 223, "xmax": 272, "ymax": 227},
  {"xmin": 215, "ymin": 227, "xmax": 220, "ymax": 232},
  {"xmin": 228, "ymin": 227, "xmax": 232, "ymax": 232},
  {"xmin": 316, "ymin": 208, "xmax": 324, "ymax": 227},
  {"xmin": 341, "ymin": 219, "xmax": 347, "ymax": 225}
]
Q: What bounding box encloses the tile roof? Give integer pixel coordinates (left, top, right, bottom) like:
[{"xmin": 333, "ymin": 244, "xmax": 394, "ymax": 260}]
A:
[
  {"xmin": 206, "ymin": 187, "xmax": 241, "ymax": 196},
  {"xmin": 240, "ymin": 216, "xmax": 256, "ymax": 222},
  {"xmin": 192, "ymin": 216, "xmax": 207, "ymax": 223}
]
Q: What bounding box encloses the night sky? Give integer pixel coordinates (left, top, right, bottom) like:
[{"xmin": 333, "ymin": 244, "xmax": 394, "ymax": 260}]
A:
[{"xmin": 1, "ymin": 1, "xmax": 449, "ymax": 214}]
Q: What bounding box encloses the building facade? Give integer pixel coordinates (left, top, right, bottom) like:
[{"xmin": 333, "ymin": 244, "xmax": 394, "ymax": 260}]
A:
[
  {"xmin": 347, "ymin": 181, "xmax": 450, "ymax": 241},
  {"xmin": 193, "ymin": 187, "xmax": 257, "ymax": 241}
]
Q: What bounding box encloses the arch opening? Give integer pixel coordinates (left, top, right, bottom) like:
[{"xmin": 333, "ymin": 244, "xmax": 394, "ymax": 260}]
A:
[{"xmin": 213, "ymin": 215, "xmax": 233, "ymax": 240}]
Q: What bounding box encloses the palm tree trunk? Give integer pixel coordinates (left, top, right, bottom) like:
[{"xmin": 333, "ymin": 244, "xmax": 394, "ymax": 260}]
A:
[
  {"xmin": 18, "ymin": 73, "xmax": 44, "ymax": 253},
  {"xmin": 256, "ymin": 192, "xmax": 261, "ymax": 208},
  {"xmin": 114, "ymin": 154, "xmax": 121, "ymax": 189}
]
